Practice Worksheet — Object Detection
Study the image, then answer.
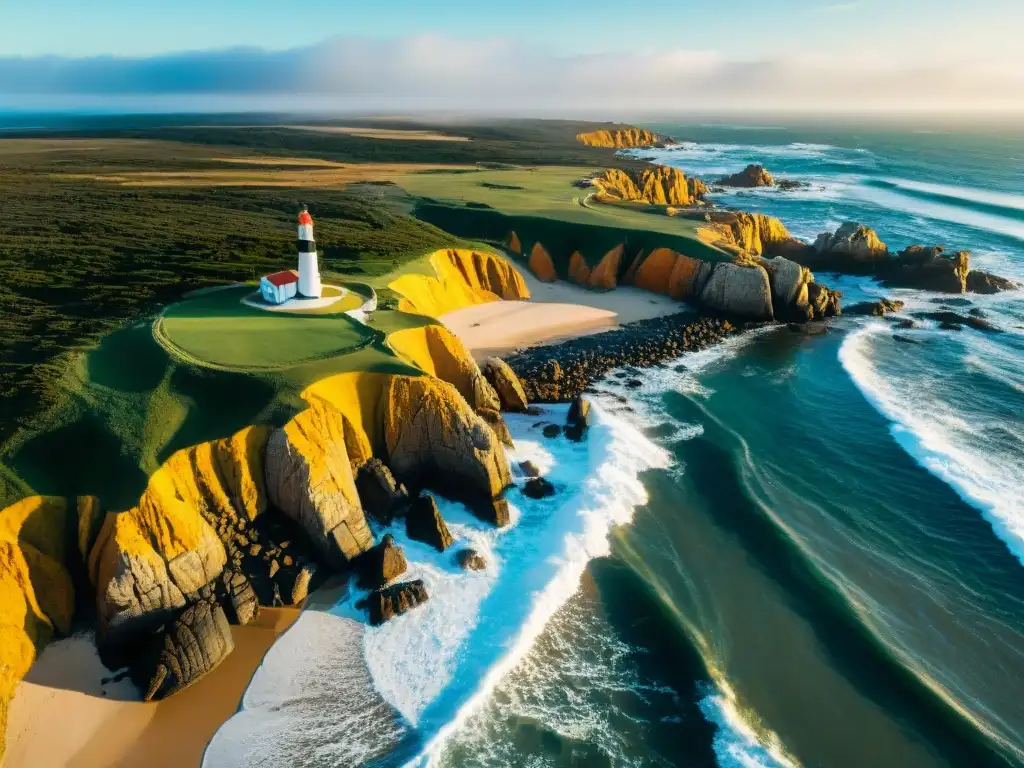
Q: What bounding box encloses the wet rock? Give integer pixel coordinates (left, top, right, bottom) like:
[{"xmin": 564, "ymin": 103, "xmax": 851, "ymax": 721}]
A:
[
  {"xmin": 518, "ymin": 460, "xmax": 541, "ymax": 478},
  {"xmin": 131, "ymin": 602, "xmax": 234, "ymax": 701},
  {"xmin": 363, "ymin": 580, "xmax": 429, "ymax": 626},
  {"xmin": 893, "ymin": 335, "xmax": 920, "ymax": 345},
  {"xmin": 356, "ymin": 534, "xmax": 407, "ymax": 591},
  {"xmin": 625, "ymin": 379, "xmax": 643, "ymax": 389},
  {"xmin": 405, "ymin": 494, "xmax": 454, "ymax": 552},
  {"xmin": 565, "ymin": 396, "xmax": 591, "ymax": 442},
  {"xmin": 456, "ymin": 549, "xmax": 487, "ymax": 571},
  {"xmin": 718, "ymin": 164, "xmax": 774, "ymax": 188},
  {"xmin": 543, "ymin": 424, "xmax": 562, "ymax": 438},
  {"xmin": 847, "ymin": 298, "xmax": 905, "ymax": 317},
  {"xmin": 966, "ymin": 270, "xmax": 1018, "ymax": 294},
  {"xmin": 523, "ymin": 478, "xmax": 556, "ymax": 499},
  {"xmin": 355, "ymin": 459, "xmax": 409, "ymax": 524},
  {"xmin": 919, "ymin": 311, "xmax": 1002, "ymax": 333},
  {"xmin": 894, "ymin": 319, "xmax": 917, "ymax": 329}
]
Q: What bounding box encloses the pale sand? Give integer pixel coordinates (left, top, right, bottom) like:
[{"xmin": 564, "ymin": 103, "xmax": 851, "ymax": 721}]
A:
[
  {"xmin": 441, "ymin": 270, "xmax": 687, "ymax": 357},
  {"xmin": 4, "ymin": 608, "xmax": 298, "ymax": 768}
]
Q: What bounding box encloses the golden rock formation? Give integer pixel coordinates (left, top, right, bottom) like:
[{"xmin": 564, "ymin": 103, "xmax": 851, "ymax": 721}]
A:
[
  {"xmin": 587, "ymin": 244, "xmax": 623, "ymax": 291},
  {"xmin": 0, "ymin": 496, "xmax": 76, "ymax": 758},
  {"xmin": 506, "ymin": 231, "xmax": 522, "ymax": 255},
  {"xmin": 707, "ymin": 212, "xmax": 799, "ymax": 256},
  {"xmin": 576, "ymin": 128, "xmax": 659, "ymax": 149},
  {"xmin": 568, "ymin": 251, "xmax": 591, "ymax": 285},
  {"xmin": 389, "ymin": 249, "xmax": 530, "ymax": 317},
  {"xmin": 529, "ymin": 242, "xmax": 558, "ymax": 282},
  {"xmin": 814, "ymin": 222, "xmax": 889, "ymax": 261},
  {"xmin": 265, "ymin": 399, "xmax": 374, "ymax": 568},
  {"xmin": 592, "ymin": 167, "xmax": 691, "ymax": 206},
  {"xmin": 481, "ymin": 357, "xmax": 529, "ymax": 413}
]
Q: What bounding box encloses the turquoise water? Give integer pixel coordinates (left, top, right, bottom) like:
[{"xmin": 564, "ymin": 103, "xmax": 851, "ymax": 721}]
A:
[{"xmin": 434, "ymin": 123, "xmax": 1024, "ymax": 767}]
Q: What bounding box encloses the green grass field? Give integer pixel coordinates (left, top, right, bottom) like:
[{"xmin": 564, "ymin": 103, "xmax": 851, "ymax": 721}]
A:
[{"xmin": 156, "ymin": 287, "xmax": 377, "ymax": 370}]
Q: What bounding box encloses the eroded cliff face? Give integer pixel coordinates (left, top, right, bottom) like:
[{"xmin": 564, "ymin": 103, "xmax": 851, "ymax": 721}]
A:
[
  {"xmin": 576, "ymin": 128, "xmax": 659, "ymax": 149},
  {"xmin": 705, "ymin": 211, "xmax": 803, "ymax": 257},
  {"xmin": 389, "ymin": 249, "xmax": 530, "ymax": 317},
  {"xmin": 0, "ymin": 496, "xmax": 77, "ymax": 759},
  {"xmin": 592, "ymin": 167, "xmax": 694, "ymax": 206},
  {"xmin": 588, "ymin": 245, "xmax": 623, "ymax": 291}
]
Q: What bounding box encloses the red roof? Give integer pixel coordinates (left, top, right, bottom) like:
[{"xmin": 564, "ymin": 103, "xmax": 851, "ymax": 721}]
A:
[
  {"xmin": 264, "ymin": 269, "xmax": 299, "ymax": 287},
  {"xmin": 297, "ymin": 211, "xmax": 313, "ymax": 225}
]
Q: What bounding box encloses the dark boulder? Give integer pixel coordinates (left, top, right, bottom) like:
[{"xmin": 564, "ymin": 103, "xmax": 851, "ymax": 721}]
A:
[
  {"xmin": 405, "ymin": 494, "xmax": 454, "ymax": 552},
  {"xmin": 363, "ymin": 580, "xmax": 429, "ymax": 625},
  {"xmin": 456, "ymin": 549, "xmax": 487, "ymax": 571},
  {"xmin": 542, "ymin": 424, "xmax": 562, "ymax": 439},
  {"xmin": 967, "ymin": 270, "xmax": 1018, "ymax": 294},
  {"xmin": 131, "ymin": 601, "xmax": 234, "ymax": 701},
  {"xmin": 356, "ymin": 534, "xmax": 407, "ymax": 590},
  {"xmin": 523, "ymin": 477, "xmax": 556, "ymax": 499},
  {"xmin": 920, "ymin": 311, "xmax": 1002, "ymax": 333},
  {"xmin": 718, "ymin": 164, "xmax": 774, "ymax": 188},
  {"xmin": 880, "ymin": 246, "xmax": 969, "ymax": 293},
  {"xmin": 356, "ymin": 459, "xmax": 409, "ymax": 523}
]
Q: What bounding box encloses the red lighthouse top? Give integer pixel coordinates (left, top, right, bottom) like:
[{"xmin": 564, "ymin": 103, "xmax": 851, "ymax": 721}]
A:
[{"xmin": 297, "ymin": 210, "xmax": 313, "ymax": 226}]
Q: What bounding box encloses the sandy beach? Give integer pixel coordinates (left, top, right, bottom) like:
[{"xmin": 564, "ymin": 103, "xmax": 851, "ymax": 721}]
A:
[
  {"xmin": 441, "ymin": 270, "xmax": 686, "ymax": 356},
  {"xmin": 4, "ymin": 608, "xmax": 298, "ymax": 768}
]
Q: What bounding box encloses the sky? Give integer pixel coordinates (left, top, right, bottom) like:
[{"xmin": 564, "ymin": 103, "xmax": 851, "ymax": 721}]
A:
[{"xmin": 2, "ymin": 0, "xmax": 1023, "ymax": 115}]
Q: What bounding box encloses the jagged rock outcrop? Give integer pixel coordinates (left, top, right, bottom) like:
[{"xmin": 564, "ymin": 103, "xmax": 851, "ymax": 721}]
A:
[
  {"xmin": 523, "ymin": 478, "xmax": 556, "ymax": 499},
  {"xmin": 588, "ymin": 244, "xmax": 623, "ymax": 291},
  {"xmin": 592, "ymin": 167, "xmax": 691, "ymax": 206},
  {"xmin": 706, "ymin": 211, "xmax": 803, "ymax": 257},
  {"xmin": 813, "ymin": 222, "xmax": 889, "ymax": 264},
  {"xmin": 529, "ymin": 242, "xmax": 557, "ymax": 282},
  {"xmin": 761, "ymin": 256, "xmax": 813, "ymax": 321},
  {"xmin": 355, "ymin": 459, "xmax": 408, "ymax": 524},
  {"xmin": 131, "ymin": 601, "xmax": 234, "ymax": 701},
  {"xmin": 91, "ymin": 475, "xmax": 228, "ymax": 656},
  {"xmin": 807, "ymin": 283, "xmax": 843, "ymax": 319},
  {"xmin": 481, "ymin": 357, "xmax": 529, "ymax": 413},
  {"xmin": 356, "ymin": 534, "xmax": 407, "ymax": 590},
  {"xmin": 688, "ymin": 177, "xmax": 710, "ymax": 200},
  {"xmin": 506, "ymin": 231, "xmax": 522, "ymax": 255},
  {"xmin": 405, "ymin": 495, "xmax": 454, "ymax": 552},
  {"xmin": 389, "ymin": 248, "xmax": 530, "ymax": 316},
  {"xmin": 884, "ymin": 246, "xmax": 970, "ymax": 293},
  {"xmin": 568, "ymin": 251, "xmax": 591, "ymax": 285},
  {"xmin": 697, "ymin": 263, "xmax": 774, "ymax": 320},
  {"xmin": 265, "ymin": 401, "xmax": 374, "ymax": 569},
  {"xmin": 363, "ymin": 580, "xmax": 429, "ymax": 625},
  {"xmin": 383, "ymin": 376, "xmax": 513, "ymax": 526},
  {"xmin": 576, "ymin": 128, "xmax": 659, "ymax": 149},
  {"xmin": 848, "ymin": 299, "xmax": 906, "ymax": 316},
  {"xmin": 718, "ymin": 164, "xmax": 774, "ymax": 188},
  {"xmin": 218, "ymin": 568, "xmax": 259, "ymax": 626}
]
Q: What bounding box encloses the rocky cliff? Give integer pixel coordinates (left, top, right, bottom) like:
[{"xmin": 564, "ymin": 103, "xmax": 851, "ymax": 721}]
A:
[
  {"xmin": 704, "ymin": 211, "xmax": 803, "ymax": 257},
  {"xmin": 389, "ymin": 249, "xmax": 530, "ymax": 316},
  {"xmin": 0, "ymin": 496, "xmax": 77, "ymax": 759},
  {"xmin": 588, "ymin": 245, "xmax": 623, "ymax": 291},
  {"xmin": 576, "ymin": 128, "xmax": 660, "ymax": 149},
  {"xmin": 591, "ymin": 167, "xmax": 695, "ymax": 206}
]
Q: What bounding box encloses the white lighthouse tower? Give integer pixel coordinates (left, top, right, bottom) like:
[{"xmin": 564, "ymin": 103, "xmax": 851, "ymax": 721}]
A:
[{"xmin": 296, "ymin": 205, "xmax": 322, "ymax": 299}]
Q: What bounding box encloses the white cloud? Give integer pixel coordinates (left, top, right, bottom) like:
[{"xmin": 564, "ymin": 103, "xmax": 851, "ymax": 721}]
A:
[{"xmin": 1, "ymin": 34, "xmax": 1021, "ymax": 114}]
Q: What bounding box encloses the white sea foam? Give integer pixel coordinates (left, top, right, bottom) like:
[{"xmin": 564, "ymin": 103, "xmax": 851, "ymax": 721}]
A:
[
  {"xmin": 697, "ymin": 680, "xmax": 797, "ymax": 768},
  {"xmin": 351, "ymin": 403, "xmax": 671, "ymax": 764},
  {"xmin": 839, "ymin": 324, "xmax": 1024, "ymax": 567},
  {"xmin": 878, "ymin": 177, "xmax": 1024, "ymax": 213}
]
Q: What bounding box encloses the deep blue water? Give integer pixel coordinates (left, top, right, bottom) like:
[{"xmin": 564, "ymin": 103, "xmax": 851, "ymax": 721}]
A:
[{"xmin": 437, "ymin": 123, "xmax": 1024, "ymax": 767}]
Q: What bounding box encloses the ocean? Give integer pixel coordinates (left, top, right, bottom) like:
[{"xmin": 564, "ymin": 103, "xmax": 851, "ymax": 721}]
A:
[{"xmin": 201, "ymin": 122, "xmax": 1024, "ymax": 767}]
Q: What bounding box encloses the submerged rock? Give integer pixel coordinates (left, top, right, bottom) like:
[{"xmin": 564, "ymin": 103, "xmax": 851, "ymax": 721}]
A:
[
  {"xmin": 919, "ymin": 311, "xmax": 1002, "ymax": 333},
  {"xmin": 523, "ymin": 477, "xmax": 556, "ymax": 499},
  {"xmin": 542, "ymin": 424, "xmax": 562, "ymax": 438},
  {"xmin": 518, "ymin": 460, "xmax": 541, "ymax": 478}
]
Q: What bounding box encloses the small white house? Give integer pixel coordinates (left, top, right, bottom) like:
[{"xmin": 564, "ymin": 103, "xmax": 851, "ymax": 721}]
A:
[{"xmin": 260, "ymin": 270, "xmax": 299, "ymax": 305}]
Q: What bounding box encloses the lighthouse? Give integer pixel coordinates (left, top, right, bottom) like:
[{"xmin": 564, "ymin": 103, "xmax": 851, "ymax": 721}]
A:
[{"xmin": 296, "ymin": 205, "xmax": 322, "ymax": 299}]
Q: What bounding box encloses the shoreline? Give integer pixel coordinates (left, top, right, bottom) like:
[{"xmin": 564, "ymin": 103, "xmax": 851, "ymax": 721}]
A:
[{"xmin": 4, "ymin": 608, "xmax": 299, "ymax": 768}]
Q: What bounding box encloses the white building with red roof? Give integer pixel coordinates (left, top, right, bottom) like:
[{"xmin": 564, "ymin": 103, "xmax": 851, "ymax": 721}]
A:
[{"xmin": 259, "ymin": 269, "xmax": 299, "ymax": 305}]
